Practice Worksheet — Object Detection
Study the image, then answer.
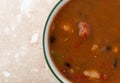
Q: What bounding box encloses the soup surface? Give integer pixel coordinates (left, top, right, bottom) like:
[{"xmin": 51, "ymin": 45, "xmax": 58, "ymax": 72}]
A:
[{"xmin": 49, "ymin": 0, "xmax": 120, "ymax": 83}]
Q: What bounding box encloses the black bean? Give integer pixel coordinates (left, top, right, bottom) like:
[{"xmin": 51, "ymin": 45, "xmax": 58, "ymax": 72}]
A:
[
  {"xmin": 64, "ymin": 62, "xmax": 71, "ymax": 68},
  {"xmin": 114, "ymin": 57, "xmax": 118, "ymax": 68},
  {"xmin": 50, "ymin": 35, "xmax": 56, "ymax": 44},
  {"xmin": 103, "ymin": 45, "xmax": 112, "ymax": 51},
  {"xmin": 106, "ymin": 46, "xmax": 112, "ymax": 51}
]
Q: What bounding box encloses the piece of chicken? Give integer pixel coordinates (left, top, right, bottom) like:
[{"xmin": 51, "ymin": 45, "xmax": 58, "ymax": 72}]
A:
[
  {"xmin": 83, "ymin": 70, "xmax": 100, "ymax": 79},
  {"xmin": 78, "ymin": 22, "xmax": 90, "ymax": 40}
]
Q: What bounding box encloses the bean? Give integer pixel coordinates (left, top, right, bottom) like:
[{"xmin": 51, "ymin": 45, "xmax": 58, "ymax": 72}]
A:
[
  {"xmin": 64, "ymin": 62, "xmax": 72, "ymax": 68},
  {"xmin": 102, "ymin": 45, "xmax": 112, "ymax": 52},
  {"xmin": 50, "ymin": 35, "xmax": 56, "ymax": 44},
  {"xmin": 106, "ymin": 46, "xmax": 112, "ymax": 51},
  {"xmin": 114, "ymin": 57, "xmax": 118, "ymax": 68}
]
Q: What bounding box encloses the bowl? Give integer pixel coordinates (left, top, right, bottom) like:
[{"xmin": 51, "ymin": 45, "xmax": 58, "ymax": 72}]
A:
[{"xmin": 42, "ymin": 0, "xmax": 71, "ymax": 83}]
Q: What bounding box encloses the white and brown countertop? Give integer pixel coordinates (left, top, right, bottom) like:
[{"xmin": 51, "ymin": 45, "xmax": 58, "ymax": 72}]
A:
[{"xmin": 0, "ymin": 0, "xmax": 59, "ymax": 83}]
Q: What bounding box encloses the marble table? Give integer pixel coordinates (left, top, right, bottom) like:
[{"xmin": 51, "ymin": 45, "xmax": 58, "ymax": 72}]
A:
[{"xmin": 0, "ymin": 0, "xmax": 59, "ymax": 83}]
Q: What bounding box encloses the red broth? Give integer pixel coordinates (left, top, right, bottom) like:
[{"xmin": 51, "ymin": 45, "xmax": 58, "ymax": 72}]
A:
[{"xmin": 49, "ymin": 0, "xmax": 120, "ymax": 83}]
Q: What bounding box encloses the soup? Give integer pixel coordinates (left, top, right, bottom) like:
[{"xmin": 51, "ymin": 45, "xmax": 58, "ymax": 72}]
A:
[{"xmin": 48, "ymin": 0, "xmax": 120, "ymax": 83}]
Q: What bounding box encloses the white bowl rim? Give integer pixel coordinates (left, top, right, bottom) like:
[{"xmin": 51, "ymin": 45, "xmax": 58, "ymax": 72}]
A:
[{"xmin": 42, "ymin": 0, "xmax": 71, "ymax": 83}]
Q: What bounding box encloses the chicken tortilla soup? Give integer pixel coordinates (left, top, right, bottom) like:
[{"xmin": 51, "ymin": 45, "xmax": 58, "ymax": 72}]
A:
[{"xmin": 48, "ymin": 0, "xmax": 120, "ymax": 83}]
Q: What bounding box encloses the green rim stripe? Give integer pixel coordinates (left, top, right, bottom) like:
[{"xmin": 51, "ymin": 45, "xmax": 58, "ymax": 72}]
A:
[{"xmin": 42, "ymin": 0, "xmax": 63, "ymax": 83}]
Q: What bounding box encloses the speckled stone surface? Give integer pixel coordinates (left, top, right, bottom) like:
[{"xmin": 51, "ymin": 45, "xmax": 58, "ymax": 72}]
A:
[{"xmin": 0, "ymin": 0, "xmax": 59, "ymax": 83}]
